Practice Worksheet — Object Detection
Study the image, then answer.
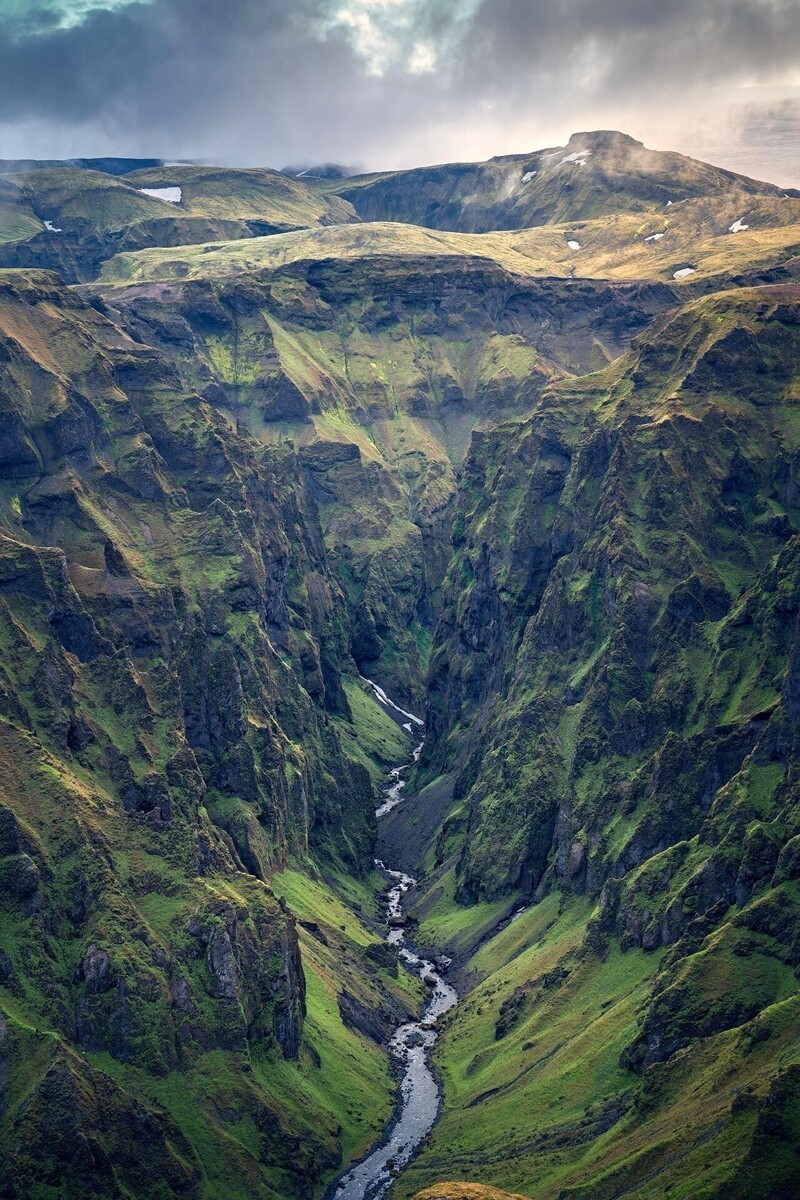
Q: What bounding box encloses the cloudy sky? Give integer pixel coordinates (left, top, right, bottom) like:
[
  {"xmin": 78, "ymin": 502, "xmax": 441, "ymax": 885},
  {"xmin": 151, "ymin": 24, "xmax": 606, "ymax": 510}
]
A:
[{"xmin": 1, "ymin": 0, "xmax": 799, "ymax": 184}]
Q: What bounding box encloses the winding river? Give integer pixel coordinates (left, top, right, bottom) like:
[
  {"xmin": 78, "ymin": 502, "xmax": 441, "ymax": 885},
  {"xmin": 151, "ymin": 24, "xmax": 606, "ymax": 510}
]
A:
[{"xmin": 330, "ymin": 683, "xmax": 458, "ymax": 1200}]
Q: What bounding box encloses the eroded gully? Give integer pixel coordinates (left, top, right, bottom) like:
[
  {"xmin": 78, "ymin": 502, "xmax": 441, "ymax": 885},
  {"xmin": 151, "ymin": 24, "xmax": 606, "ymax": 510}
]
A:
[{"xmin": 328, "ymin": 680, "xmax": 458, "ymax": 1200}]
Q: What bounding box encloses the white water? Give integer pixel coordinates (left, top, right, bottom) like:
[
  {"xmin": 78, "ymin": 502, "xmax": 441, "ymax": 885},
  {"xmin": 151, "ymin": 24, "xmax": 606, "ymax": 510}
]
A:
[
  {"xmin": 362, "ymin": 678, "xmax": 424, "ymax": 819},
  {"xmin": 361, "ymin": 676, "xmax": 424, "ymax": 728},
  {"xmin": 330, "ymin": 691, "xmax": 458, "ymax": 1200}
]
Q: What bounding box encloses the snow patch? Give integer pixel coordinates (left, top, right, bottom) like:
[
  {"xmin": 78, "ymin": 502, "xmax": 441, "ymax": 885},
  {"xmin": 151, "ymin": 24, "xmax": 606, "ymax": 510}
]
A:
[
  {"xmin": 644, "ymin": 232, "xmax": 664, "ymax": 242},
  {"xmin": 521, "ymin": 170, "xmax": 537, "ymax": 183},
  {"xmin": 673, "ymin": 267, "xmax": 695, "ymax": 279},
  {"xmin": 567, "ymin": 239, "xmax": 581, "ymax": 251},
  {"xmin": 729, "ymin": 217, "xmax": 749, "ymax": 233},
  {"xmin": 43, "ymin": 220, "xmax": 62, "ymax": 233},
  {"xmin": 666, "ymin": 200, "xmax": 674, "ymax": 207},
  {"xmin": 559, "ymin": 149, "xmax": 592, "ymax": 165},
  {"xmin": 139, "ymin": 186, "xmax": 182, "ymax": 204}
]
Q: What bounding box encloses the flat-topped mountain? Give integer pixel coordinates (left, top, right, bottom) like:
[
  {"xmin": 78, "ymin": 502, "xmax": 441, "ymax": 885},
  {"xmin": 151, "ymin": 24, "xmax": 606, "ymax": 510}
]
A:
[{"xmin": 325, "ymin": 130, "xmax": 794, "ymax": 232}]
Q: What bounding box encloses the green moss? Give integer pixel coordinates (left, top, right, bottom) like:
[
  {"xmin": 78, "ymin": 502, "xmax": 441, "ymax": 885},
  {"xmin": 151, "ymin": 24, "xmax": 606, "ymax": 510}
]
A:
[{"xmin": 335, "ymin": 677, "xmax": 411, "ymax": 787}]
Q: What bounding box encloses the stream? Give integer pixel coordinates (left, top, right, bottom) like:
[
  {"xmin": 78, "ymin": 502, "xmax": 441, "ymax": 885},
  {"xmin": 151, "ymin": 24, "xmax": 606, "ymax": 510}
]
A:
[{"xmin": 330, "ymin": 683, "xmax": 458, "ymax": 1200}]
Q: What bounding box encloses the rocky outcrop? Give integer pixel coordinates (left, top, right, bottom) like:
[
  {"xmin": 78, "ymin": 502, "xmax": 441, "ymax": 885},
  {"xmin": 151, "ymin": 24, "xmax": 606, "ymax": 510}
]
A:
[
  {"xmin": 98, "ymin": 261, "xmax": 677, "ymax": 706},
  {"xmin": 0, "ymin": 1052, "xmax": 202, "ymax": 1200}
]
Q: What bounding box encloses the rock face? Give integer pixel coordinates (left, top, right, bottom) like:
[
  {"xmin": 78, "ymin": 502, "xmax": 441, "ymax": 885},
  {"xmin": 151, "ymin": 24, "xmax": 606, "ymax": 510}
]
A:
[
  {"xmin": 424, "ymin": 284, "xmax": 800, "ymax": 919},
  {"xmin": 5, "ymin": 1054, "xmax": 202, "ymax": 1200},
  {"xmin": 404, "ymin": 282, "xmax": 800, "ymax": 1197},
  {"xmin": 0, "ymin": 269, "xmax": 384, "ymax": 1197},
  {"xmin": 97, "ymin": 262, "xmax": 678, "ymax": 705}
]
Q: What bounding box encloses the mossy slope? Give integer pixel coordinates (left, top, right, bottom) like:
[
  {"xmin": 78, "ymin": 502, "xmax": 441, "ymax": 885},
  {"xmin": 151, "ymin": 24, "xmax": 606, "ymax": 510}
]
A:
[
  {"xmin": 398, "ymin": 283, "xmax": 800, "ymax": 1198},
  {"xmin": 0, "ymin": 268, "xmax": 417, "ymax": 1198}
]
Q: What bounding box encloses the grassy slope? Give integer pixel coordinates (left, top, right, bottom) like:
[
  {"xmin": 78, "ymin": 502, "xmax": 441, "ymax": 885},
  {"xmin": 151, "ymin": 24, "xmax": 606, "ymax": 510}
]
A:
[
  {"xmin": 269, "ymin": 865, "xmax": 423, "ymax": 1181},
  {"xmin": 336, "ymin": 678, "xmax": 411, "ymax": 788},
  {"xmin": 97, "ymin": 192, "xmax": 800, "ymax": 288},
  {"xmin": 124, "ymin": 165, "xmax": 357, "ymax": 227},
  {"xmin": 2, "ymin": 166, "xmax": 356, "ymax": 234},
  {"xmin": 400, "ymin": 888, "xmax": 800, "ymax": 1200},
  {"xmin": 0, "ymin": 167, "xmax": 359, "ymax": 282}
]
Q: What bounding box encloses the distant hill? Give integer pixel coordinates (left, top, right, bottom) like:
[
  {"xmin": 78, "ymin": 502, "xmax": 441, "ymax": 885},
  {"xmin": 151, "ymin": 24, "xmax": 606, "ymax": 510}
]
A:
[
  {"xmin": 325, "ymin": 130, "xmax": 794, "ymax": 232},
  {"xmin": 0, "ymin": 164, "xmax": 358, "ymax": 280},
  {"xmin": 0, "ymin": 157, "xmax": 166, "ymax": 176}
]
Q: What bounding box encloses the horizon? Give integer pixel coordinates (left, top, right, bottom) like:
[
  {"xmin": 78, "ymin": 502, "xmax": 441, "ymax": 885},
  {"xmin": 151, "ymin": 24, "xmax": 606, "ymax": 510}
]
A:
[{"xmin": 2, "ymin": 122, "xmax": 799, "ymax": 195}]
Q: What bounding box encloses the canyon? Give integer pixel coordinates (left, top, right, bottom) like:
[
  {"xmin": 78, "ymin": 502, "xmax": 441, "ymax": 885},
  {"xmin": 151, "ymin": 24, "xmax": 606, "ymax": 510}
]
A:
[{"xmin": 0, "ymin": 131, "xmax": 799, "ymax": 1200}]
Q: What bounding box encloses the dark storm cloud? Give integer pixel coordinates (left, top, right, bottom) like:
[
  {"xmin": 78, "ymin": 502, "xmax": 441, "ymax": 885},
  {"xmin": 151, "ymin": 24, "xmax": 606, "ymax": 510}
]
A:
[
  {"xmin": 457, "ymin": 0, "xmax": 800, "ymax": 106},
  {"xmin": 0, "ymin": 0, "xmax": 798, "ymax": 169},
  {"xmin": 0, "ymin": 0, "xmax": 461, "ymax": 163},
  {"xmin": 0, "ymin": 1, "xmax": 336, "ymax": 125}
]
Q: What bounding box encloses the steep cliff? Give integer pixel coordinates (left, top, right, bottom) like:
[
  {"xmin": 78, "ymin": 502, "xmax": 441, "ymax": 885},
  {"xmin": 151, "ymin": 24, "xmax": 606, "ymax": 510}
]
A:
[
  {"xmin": 0, "ymin": 269, "xmax": 417, "ymax": 1199},
  {"xmin": 1, "ymin": 132, "xmax": 800, "ymax": 1200},
  {"xmin": 392, "ymin": 283, "xmax": 800, "ymax": 1199},
  {"xmin": 91, "ymin": 261, "xmax": 680, "ymax": 704}
]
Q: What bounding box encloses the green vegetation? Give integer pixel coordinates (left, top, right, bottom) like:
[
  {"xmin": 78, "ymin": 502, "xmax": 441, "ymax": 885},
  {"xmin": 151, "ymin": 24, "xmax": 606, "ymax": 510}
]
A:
[
  {"xmin": 96, "ymin": 193, "xmax": 800, "ymax": 287},
  {"xmin": 0, "ymin": 165, "xmax": 357, "ymax": 281},
  {"xmin": 336, "ymin": 678, "xmax": 411, "ymax": 787},
  {"xmin": 1, "ymin": 133, "xmax": 800, "ymax": 1200},
  {"xmin": 0, "ymin": 268, "xmax": 412, "ymax": 1198},
  {"xmin": 391, "ymin": 282, "xmax": 800, "ymax": 1197}
]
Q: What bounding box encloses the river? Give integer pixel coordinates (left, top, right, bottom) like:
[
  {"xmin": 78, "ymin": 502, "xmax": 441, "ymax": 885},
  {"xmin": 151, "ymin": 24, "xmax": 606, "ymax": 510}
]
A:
[{"xmin": 329, "ymin": 683, "xmax": 458, "ymax": 1200}]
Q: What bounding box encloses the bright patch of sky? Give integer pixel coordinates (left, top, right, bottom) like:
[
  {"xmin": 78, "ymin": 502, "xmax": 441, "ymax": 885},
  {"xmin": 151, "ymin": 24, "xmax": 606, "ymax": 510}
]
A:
[
  {"xmin": 331, "ymin": 1, "xmax": 430, "ymax": 74},
  {"xmin": 329, "ymin": 0, "xmax": 477, "ymax": 76},
  {"xmin": 0, "ymin": 0, "xmax": 144, "ymax": 35}
]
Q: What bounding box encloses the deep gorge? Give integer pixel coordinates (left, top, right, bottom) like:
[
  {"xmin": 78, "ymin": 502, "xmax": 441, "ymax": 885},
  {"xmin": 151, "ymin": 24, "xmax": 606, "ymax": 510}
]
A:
[{"xmin": 1, "ymin": 132, "xmax": 800, "ymax": 1200}]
